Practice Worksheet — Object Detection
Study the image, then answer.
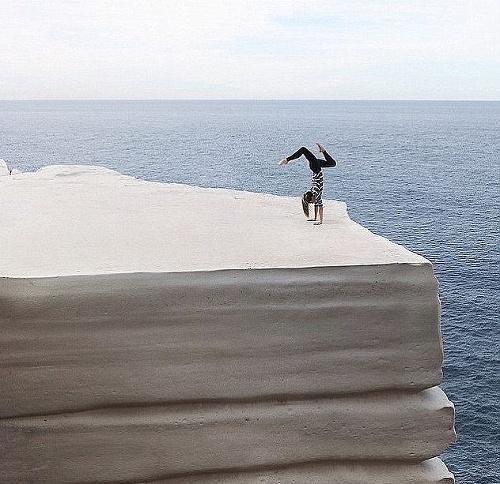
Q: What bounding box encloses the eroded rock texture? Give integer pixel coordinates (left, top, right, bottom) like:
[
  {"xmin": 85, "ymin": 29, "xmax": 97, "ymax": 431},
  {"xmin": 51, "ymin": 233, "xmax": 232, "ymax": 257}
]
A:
[{"xmin": 1, "ymin": 267, "xmax": 454, "ymax": 483}]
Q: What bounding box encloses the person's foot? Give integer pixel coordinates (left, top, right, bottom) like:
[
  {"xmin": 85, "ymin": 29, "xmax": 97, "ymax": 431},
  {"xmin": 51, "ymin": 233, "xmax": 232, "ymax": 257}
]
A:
[
  {"xmin": 278, "ymin": 158, "xmax": 289, "ymax": 165},
  {"xmin": 316, "ymin": 143, "xmax": 325, "ymax": 153}
]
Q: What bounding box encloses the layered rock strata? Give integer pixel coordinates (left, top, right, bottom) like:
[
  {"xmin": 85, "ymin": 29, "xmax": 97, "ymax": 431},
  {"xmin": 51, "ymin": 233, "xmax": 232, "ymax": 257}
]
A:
[{"xmin": 0, "ymin": 166, "xmax": 455, "ymax": 483}]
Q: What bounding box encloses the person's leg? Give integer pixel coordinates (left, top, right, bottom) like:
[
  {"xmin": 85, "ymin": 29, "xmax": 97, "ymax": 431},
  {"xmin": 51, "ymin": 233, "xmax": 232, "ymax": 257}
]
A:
[
  {"xmin": 286, "ymin": 146, "xmax": 316, "ymax": 162},
  {"xmin": 316, "ymin": 143, "xmax": 336, "ymax": 168},
  {"xmin": 286, "ymin": 147, "xmax": 321, "ymax": 173},
  {"xmin": 319, "ymin": 149, "xmax": 336, "ymax": 168}
]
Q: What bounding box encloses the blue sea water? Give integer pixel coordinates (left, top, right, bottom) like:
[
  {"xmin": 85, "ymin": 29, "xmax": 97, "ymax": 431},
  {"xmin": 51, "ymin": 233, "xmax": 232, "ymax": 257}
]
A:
[{"xmin": 1, "ymin": 100, "xmax": 498, "ymax": 483}]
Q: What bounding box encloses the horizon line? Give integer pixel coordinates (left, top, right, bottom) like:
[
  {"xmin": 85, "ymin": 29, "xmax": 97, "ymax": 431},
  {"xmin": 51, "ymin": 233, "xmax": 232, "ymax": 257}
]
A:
[{"xmin": 1, "ymin": 98, "xmax": 499, "ymax": 103}]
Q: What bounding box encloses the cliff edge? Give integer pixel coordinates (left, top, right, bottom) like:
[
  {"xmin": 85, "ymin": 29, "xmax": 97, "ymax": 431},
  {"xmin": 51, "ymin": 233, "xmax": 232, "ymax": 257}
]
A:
[{"xmin": 0, "ymin": 166, "xmax": 455, "ymax": 483}]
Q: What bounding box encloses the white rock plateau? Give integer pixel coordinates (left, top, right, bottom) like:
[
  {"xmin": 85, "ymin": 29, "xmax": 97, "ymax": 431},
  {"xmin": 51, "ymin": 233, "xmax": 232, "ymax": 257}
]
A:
[{"xmin": 0, "ymin": 165, "xmax": 455, "ymax": 483}]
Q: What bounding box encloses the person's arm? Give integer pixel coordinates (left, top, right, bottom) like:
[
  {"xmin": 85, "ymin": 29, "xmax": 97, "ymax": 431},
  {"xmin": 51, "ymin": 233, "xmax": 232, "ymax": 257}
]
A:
[
  {"xmin": 305, "ymin": 203, "xmax": 315, "ymax": 221},
  {"xmin": 314, "ymin": 205, "xmax": 323, "ymax": 225}
]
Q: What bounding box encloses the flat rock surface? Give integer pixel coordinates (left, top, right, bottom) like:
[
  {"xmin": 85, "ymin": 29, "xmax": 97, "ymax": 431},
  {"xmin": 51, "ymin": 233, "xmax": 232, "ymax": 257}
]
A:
[{"xmin": 0, "ymin": 165, "xmax": 427, "ymax": 277}]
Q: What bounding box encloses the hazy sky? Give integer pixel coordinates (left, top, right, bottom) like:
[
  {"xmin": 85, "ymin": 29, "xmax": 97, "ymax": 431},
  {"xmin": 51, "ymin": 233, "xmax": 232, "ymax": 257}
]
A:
[{"xmin": 2, "ymin": 0, "xmax": 499, "ymax": 100}]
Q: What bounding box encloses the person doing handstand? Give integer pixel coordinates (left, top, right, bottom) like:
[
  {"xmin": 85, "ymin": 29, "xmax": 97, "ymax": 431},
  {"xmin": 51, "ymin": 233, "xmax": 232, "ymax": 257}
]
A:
[{"xmin": 279, "ymin": 143, "xmax": 336, "ymax": 225}]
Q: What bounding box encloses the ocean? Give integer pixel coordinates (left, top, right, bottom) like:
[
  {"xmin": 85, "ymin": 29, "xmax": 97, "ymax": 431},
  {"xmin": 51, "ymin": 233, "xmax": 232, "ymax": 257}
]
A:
[{"xmin": 1, "ymin": 100, "xmax": 498, "ymax": 483}]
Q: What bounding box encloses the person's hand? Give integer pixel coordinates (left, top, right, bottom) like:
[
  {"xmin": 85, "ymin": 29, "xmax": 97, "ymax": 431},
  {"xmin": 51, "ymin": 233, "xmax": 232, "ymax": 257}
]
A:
[{"xmin": 278, "ymin": 158, "xmax": 288, "ymax": 165}]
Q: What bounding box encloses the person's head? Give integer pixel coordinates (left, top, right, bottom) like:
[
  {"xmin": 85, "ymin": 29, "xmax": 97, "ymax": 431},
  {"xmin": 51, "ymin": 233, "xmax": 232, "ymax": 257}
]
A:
[
  {"xmin": 302, "ymin": 190, "xmax": 315, "ymax": 217},
  {"xmin": 304, "ymin": 191, "xmax": 315, "ymax": 203}
]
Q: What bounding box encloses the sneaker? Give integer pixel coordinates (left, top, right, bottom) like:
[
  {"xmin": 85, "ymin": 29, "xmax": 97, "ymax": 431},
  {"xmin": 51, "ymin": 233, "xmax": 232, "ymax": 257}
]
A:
[
  {"xmin": 316, "ymin": 143, "xmax": 325, "ymax": 153},
  {"xmin": 278, "ymin": 158, "xmax": 289, "ymax": 165}
]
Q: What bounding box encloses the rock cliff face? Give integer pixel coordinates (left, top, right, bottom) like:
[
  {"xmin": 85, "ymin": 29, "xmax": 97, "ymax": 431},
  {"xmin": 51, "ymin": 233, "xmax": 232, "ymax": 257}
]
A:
[{"xmin": 0, "ymin": 166, "xmax": 455, "ymax": 483}]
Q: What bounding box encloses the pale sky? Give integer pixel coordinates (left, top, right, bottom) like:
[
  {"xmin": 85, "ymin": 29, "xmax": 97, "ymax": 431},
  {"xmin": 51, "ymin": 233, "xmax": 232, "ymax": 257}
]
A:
[{"xmin": 2, "ymin": 0, "xmax": 499, "ymax": 100}]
